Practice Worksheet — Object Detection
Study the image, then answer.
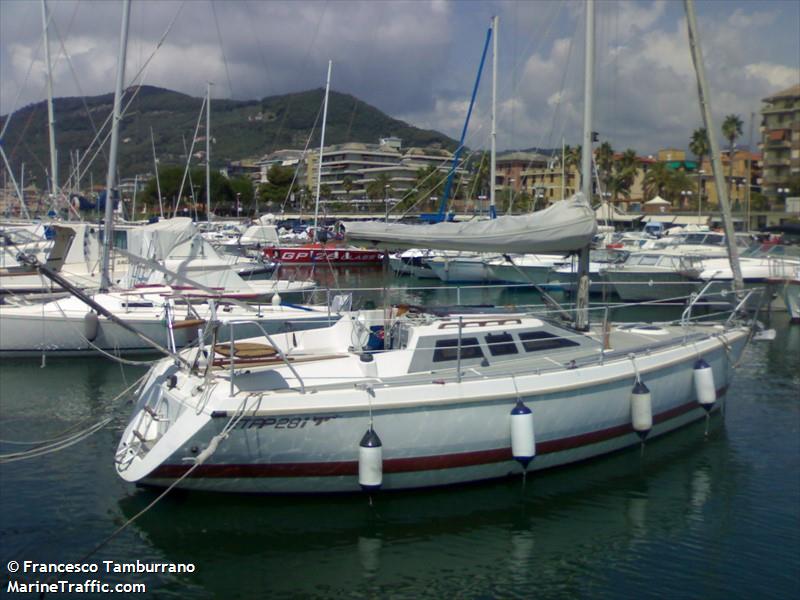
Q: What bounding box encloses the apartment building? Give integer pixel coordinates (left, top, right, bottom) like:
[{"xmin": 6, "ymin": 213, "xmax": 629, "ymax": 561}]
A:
[
  {"xmin": 760, "ymin": 84, "xmax": 800, "ymax": 205},
  {"xmin": 496, "ymin": 151, "xmax": 550, "ymax": 194},
  {"xmin": 298, "ymin": 140, "xmax": 459, "ymax": 202}
]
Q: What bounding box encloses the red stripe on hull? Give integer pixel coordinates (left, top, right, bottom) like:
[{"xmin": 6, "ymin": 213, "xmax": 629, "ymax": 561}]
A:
[{"xmin": 149, "ymin": 387, "xmax": 727, "ymax": 480}]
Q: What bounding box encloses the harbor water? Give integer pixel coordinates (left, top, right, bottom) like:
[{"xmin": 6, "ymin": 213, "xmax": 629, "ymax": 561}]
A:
[{"xmin": 1, "ymin": 267, "xmax": 798, "ymax": 598}]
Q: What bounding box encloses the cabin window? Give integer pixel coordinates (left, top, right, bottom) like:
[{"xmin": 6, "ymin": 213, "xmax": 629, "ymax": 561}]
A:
[
  {"xmin": 485, "ymin": 332, "xmax": 518, "ymax": 356},
  {"xmin": 638, "ymin": 255, "xmax": 659, "ymax": 266},
  {"xmin": 123, "ymin": 301, "xmax": 154, "ymax": 308},
  {"xmin": 433, "ymin": 337, "xmax": 484, "ymax": 362},
  {"xmin": 518, "ymin": 330, "xmax": 579, "ymax": 352}
]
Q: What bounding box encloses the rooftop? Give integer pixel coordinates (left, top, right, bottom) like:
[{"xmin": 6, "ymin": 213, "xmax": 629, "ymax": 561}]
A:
[{"xmin": 763, "ymin": 84, "xmax": 800, "ymax": 103}]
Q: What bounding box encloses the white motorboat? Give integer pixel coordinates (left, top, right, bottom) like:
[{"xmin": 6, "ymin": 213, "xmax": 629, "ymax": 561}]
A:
[
  {"xmin": 115, "ymin": 305, "xmax": 749, "ymax": 493},
  {"xmin": 599, "ymin": 252, "xmax": 704, "ymax": 302},
  {"xmin": 546, "ymin": 249, "xmax": 628, "ymax": 296},
  {"xmin": 214, "ymin": 225, "xmax": 280, "ymax": 256},
  {"xmin": 388, "ymin": 249, "xmax": 442, "ymax": 279},
  {"xmin": 485, "ymin": 253, "xmax": 569, "ymax": 285},
  {"xmin": 698, "ymin": 244, "xmax": 800, "ymax": 310},
  {"xmin": 427, "ymin": 253, "xmax": 503, "ymax": 283}
]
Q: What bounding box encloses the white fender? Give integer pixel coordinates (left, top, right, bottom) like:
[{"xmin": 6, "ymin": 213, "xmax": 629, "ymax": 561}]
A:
[
  {"xmin": 358, "ymin": 427, "xmax": 383, "ymax": 491},
  {"xmin": 631, "ymin": 380, "xmax": 653, "ymax": 439},
  {"xmin": 84, "ymin": 311, "xmax": 99, "ymax": 342},
  {"xmin": 693, "ymin": 359, "xmax": 716, "ymax": 410},
  {"xmin": 510, "ymin": 401, "xmax": 536, "ymax": 468}
]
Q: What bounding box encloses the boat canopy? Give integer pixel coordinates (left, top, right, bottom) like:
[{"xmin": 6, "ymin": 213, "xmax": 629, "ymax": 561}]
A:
[
  {"xmin": 126, "ymin": 217, "xmax": 195, "ymax": 261},
  {"xmin": 345, "ymin": 195, "xmax": 597, "ymax": 253}
]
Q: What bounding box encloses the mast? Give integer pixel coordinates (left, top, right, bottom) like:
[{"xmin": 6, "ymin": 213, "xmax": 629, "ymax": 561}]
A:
[
  {"xmin": 206, "ymin": 81, "xmax": 212, "ymax": 223},
  {"xmin": 41, "ymin": 0, "xmax": 58, "ymax": 204},
  {"xmin": 575, "ymin": 0, "xmax": 594, "ymax": 331},
  {"xmin": 131, "ymin": 174, "xmax": 138, "ymax": 220},
  {"xmin": 684, "ymin": 0, "xmax": 744, "ymax": 293},
  {"xmin": 0, "ymin": 148, "xmax": 30, "ymax": 219},
  {"xmin": 489, "ymin": 15, "xmax": 498, "ymax": 219},
  {"xmin": 313, "ymin": 60, "xmax": 332, "ymax": 243},
  {"xmin": 100, "ymin": 0, "xmax": 131, "ymax": 291},
  {"xmin": 561, "ymin": 136, "xmax": 566, "ymax": 200},
  {"xmin": 150, "ymin": 127, "xmax": 164, "ymax": 218},
  {"xmin": 746, "ymin": 110, "xmax": 754, "ymax": 231}
]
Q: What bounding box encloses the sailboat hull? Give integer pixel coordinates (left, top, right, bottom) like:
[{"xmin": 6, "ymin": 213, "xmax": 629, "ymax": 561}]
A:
[{"xmin": 118, "ymin": 327, "xmax": 746, "ymax": 493}]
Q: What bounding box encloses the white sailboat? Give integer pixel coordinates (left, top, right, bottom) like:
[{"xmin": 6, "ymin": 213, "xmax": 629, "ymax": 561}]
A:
[
  {"xmin": 113, "ymin": 0, "xmax": 756, "ymax": 494},
  {"xmin": 0, "ymin": 3, "xmax": 319, "ymax": 360},
  {"xmin": 0, "ymin": 292, "xmax": 333, "ymax": 357}
]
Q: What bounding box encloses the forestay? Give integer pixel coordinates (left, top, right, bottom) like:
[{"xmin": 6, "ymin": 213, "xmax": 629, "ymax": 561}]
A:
[{"xmin": 345, "ymin": 194, "xmax": 597, "ymax": 253}]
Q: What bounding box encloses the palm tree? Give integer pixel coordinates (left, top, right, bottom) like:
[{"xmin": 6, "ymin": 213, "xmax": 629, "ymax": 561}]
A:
[
  {"xmin": 468, "ymin": 152, "xmax": 490, "ymax": 200},
  {"xmin": 609, "ymin": 149, "xmax": 638, "ymax": 203},
  {"xmin": 596, "ymin": 142, "xmax": 614, "ymax": 194},
  {"xmin": 341, "ymin": 175, "xmax": 355, "ymax": 205},
  {"xmin": 722, "ymin": 114, "xmax": 743, "ymax": 205},
  {"xmin": 642, "ymin": 162, "xmax": 674, "ymax": 203},
  {"xmin": 563, "ymin": 145, "xmax": 581, "ymax": 195},
  {"xmin": 689, "ymin": 128, "xmax": 709, "ymax": 167}
]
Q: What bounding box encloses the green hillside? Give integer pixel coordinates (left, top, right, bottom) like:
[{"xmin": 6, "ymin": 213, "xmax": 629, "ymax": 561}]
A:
[{"xmin": 0, "ymin": 85, "xmax": 458, "ymax": 190}]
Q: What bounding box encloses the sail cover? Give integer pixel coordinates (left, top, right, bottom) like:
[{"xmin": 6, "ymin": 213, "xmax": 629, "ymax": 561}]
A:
[{"xmin": 345, "ymin": 194, "xmax": 597, "ymax": 253}]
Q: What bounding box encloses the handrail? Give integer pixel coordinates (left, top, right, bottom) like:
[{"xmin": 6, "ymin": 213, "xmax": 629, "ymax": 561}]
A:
[
  {"xmin": 220, "ymin": 319, "xmax": 307, "ymax": 395},
  {"xmin": 725, "ymin": 288, "xmax": 759, "ymax": 326},
  {"xmin": 680, "ymin": 274, "xmax": 723, "ymax": 328}
]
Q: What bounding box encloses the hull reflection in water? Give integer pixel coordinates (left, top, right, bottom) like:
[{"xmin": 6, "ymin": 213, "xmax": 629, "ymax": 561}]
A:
[{"xmin": 118, "ymin": 418, "xmax": 729, "ymax": 599}]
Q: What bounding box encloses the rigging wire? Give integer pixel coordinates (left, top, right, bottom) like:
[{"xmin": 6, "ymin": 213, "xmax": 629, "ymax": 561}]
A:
[
  {"xmin": 41, "ymin": 1, "xmax": 187, "ymax": 199},
  {"xmin": 279, "ymin": 99, "xmax": 324, "ymax": 214},
  {"xmin": 267, "ymin": 0, "xmax": 329, "ymax": 154},
  {"xmin": 69, "ymin": 394, "xmax": 258, "ymax": 573},
  {"xmin": 0, "ymin": 374, "xmax": 146, "ymax": 464},
  {"xmin": 209, "ymin": 0, "xmax": 235, "ymax": 98}
]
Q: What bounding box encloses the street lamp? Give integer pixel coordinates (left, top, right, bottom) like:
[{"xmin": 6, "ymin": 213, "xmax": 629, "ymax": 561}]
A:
[
  {"xmin": 507, "ymin": 178, "xmax": 515, "ymax": 213},
  {"xmin": 697, "ymin": 169, "xmax": 705, "ymax": 218},
  {"xmin": 680, "ymin": 189, "xmax": 693, "ymax": 210},
  {"xmin": 384, "ymin": 184, "xmax": 391, "ymax": 222}
]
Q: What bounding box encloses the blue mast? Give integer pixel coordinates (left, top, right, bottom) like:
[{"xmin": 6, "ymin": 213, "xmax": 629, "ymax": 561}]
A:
[{"xmin": 437, "ymin": 25, "xmax": 493, "ymax": 222}]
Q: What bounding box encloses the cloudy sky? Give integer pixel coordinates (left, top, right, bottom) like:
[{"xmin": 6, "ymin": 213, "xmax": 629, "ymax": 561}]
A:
[{"xmin": 1, "ymin": 0, "xmax": 797, "ymax": 155}]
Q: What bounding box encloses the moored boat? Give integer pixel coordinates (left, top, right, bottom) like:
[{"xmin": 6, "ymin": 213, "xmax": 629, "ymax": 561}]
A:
[
  {"xmin": 263, "ymin": 243, "xmax": 384, "ymax": 265},
  {"xmin": 115, "ymin": 304, "xmax": 749, "ymax": 493}
]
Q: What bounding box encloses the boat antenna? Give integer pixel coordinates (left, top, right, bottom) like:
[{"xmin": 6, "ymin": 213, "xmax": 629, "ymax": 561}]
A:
[
  {"xmin": 100, "ymin": 0, "xmax": 131, "ymax": 291},
  {"xmin": 313, "ymin": 60, "xmax": 332, "ymax": 243},
  {"xmin": 575, "ymin": 0, "xmax": 595, "ymax": 331},
  {"xmin": 684, "ymin": 0, "xmax": 744, "ymax": 294}
]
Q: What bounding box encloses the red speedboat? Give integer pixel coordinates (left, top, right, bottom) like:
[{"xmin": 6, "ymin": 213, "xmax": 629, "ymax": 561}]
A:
[{"xmin": 263, "ymin": 243, "xmax": 385, "ymax": 265}]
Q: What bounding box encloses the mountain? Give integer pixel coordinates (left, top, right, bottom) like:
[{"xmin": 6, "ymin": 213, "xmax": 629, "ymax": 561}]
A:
[{"xmin": 0, "ymin": 85, "xmax": 459, "ymax": 189}]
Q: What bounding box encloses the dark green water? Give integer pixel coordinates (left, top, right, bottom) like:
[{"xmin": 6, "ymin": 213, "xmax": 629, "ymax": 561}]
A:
[{"xmin": 1, "ymin": 268, "xmax": 798, "ymax": 599}]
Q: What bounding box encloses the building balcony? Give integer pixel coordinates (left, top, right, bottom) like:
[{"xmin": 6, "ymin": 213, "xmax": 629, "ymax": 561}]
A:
[
  {"xmin": 761, "ymin": 105, "xmax": 800, "ymax": 115},
  {"xmin": 763, "ymin": 157, "xmax": 792, "ymax": 167},
  {"xmin": 765, "ymin": 139, "xmax": 792, "ymax": 149}
]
